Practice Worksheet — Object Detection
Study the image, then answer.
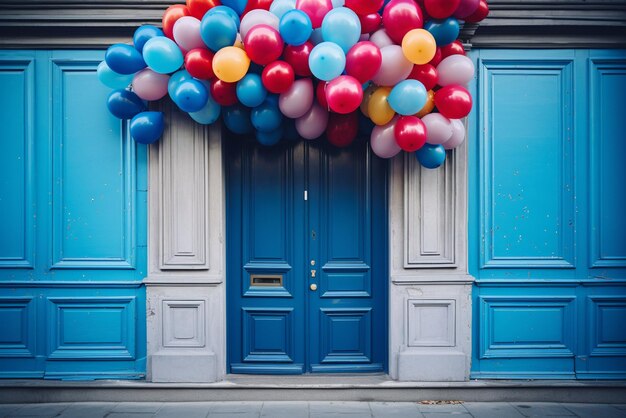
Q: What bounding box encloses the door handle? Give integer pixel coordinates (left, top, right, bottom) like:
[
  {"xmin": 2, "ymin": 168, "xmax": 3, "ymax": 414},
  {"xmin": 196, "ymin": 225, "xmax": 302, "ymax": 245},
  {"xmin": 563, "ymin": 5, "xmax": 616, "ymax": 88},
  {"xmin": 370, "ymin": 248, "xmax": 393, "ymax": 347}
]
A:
[
  {"xmin": 311, "ymin": 269, "xmax": 316, "ymax": 278},
  {"xmin": 310, "ymin": 283, "xmax": 318, "ymax": 291}
]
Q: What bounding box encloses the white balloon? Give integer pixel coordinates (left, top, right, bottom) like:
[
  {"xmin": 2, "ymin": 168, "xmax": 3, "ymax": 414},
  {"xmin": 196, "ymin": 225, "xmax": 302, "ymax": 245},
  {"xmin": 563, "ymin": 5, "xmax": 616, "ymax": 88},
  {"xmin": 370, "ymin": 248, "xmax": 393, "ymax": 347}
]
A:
[
  {"xmin": 369, "ymin": 29, "xmax": 395, "ymax": 49},
  {"xmin": 437, "ymin": 54, "xmax": 475, "ymax": 86},
  {"xmin": 371, "ymin": 45, "xmax": 413, "ymax": 86},
  {"xmin": 423, "ymin": 113, "xmax": 453, "ymax": 145},
  {"xmin": 173, "ymin": 16, "xmax": 204, "ymax": 51},
  {"xmin": 240, "ymin": 10, "xmax": 280, "ymax": 39},
  {"xmin": 279, "ymin": 78, "xmax": 314, "ymax": 119},
  {"xmin": 370, "ymin": 116, "xmax": 401, "ymax": 159},
  {"xmin": 443, "ymin": 119, "xmax": 466, "ymax": 149}
]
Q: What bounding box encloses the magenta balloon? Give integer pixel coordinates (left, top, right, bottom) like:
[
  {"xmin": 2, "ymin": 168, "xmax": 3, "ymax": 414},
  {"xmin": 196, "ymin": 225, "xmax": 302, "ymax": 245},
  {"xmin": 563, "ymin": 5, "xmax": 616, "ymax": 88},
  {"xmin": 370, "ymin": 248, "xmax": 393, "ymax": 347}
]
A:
[
  {"xmin": 443, "ymin": 118, "xmax": 466, "ymax": 149},
  {"xmin": 296, "ymin": 0, "xmax": 333, "ymax": 28},
  {"xmin": 423, "ymin": 113, "xmax": 453, "ymax": 144},
  {"xmin": 454, "ymin": 0, "xmax": 480, "ymax": 18},
  {"xmin": 295, "ymin": 101, "xmax": 329, "ymax": 139},
  {"xmin": 279, "ymin": 78, "xmax": 314, "ymax": 118},
  {"xmin": 371, "ymin": 45, "xmax": 413, "ymax": 86},
  {"xmin": 345, "ymin": 41, "xmax": 382, "ymax": 84},
  {"xmin": 370, "ymin": 116, "xmax": 402, "ymax": 158},
  {"xmin": 132, "ymin": 68, "xmax": 170, "ymax": 101},
  {"xmin": 325, "ymin": 75, "xmax": 363, "ymax": 114},
  {"xmin": 173, "ymin": 16, "xmax": 205, "ymax": 51}
]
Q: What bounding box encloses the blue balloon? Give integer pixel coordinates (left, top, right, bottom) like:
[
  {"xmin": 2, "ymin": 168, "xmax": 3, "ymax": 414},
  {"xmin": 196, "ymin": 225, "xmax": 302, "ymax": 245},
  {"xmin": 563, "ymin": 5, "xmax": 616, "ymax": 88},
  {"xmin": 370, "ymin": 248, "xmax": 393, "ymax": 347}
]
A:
[
  {"xmin": 237, "ymin": 73, "xmax": 267, "ymax": 108},
  {"xmin": 142, "ymin": 36, "xmax": 183, "ymax": 74},
  {"xmin": 388, "ymin": 79, "xmax": 428, "ymax": 115},
  {"xmin": 425, "ymin": 18, "xmax": 460, "ymax": 47},
  {"xmin": 97, "ymin": 61, "xmax": 134, "ymax": 89},
  {"xmin": 415, "ymin": 143, "xmax": 446, "ymax": 169},
  {"xmin": 205, "ymin": 6, "xmax": 241, "ymax": 29},
  {"xmin": 270, "ymin": 0, "xmax": 297, "ymax": 19},
  {"xmin": 168, "ymin": 69, "xmax": 193, "ymax": 98},
  {"xmin": 223, "ymin": 105, "xmax": 254, "ymax": 135},
  {"xmin": 309, "ymin": 28, "xmax": 324, "ymax": 45},
  {"xmin": 251, "ymin": 100, "xmax": 283, "ymax": 133},
  {"xmin": 256, "ymin": 125, "xmax": 284, "ymax": 146},
  {"xmin": 172, "ymin": 79, "xmax": 209, "ymax": 113},
  {"xmin": 105, "ymin": 43, "xmax": 146, "ymax": 75},
  {"xmin": 280, "ymin": 10, "xmax": 313, "ymax": 46},
  {"xmin": 189, "ymin": 92, "xmax": 221, "ymax": 125},
  {"xmin": 309, "ymin": 42, "xmax": 346, "ymax": 81},
  {"xmin": 130, "ymin": 111, "xmax": 164, "ymax": 144},
  {"xmin": 133, "ymin": 25, "xmax": 164, "ymax": 53},
  {"xmin": 201, "ymin": 11, "xmax": 238, "ymax": 51},
  {"xmin": 221, "ymin": 0, "xmax": 247, "ymax": 15},
  {"xmin": 106, "ymin": 89, "xmax": 146, "ymax": 119},
  {"xmin": 321, "ymin": 7, "xmax": 361, "ymax": 53}
]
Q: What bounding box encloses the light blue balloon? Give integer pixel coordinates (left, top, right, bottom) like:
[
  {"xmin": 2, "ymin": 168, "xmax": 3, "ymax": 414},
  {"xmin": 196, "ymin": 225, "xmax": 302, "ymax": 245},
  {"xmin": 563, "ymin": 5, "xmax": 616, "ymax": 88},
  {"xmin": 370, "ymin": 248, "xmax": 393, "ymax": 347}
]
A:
[
  {"xmin": 425, "ymin": 18, "xmax": 460, "ymax": 47},
  {"xmin": 223, "ymin": 105, "xmax": 253, "ymax": 135},
  {"xmin": 189, "ymin": 92, "xmax": 221, "ymax": 125},
  {"xmin": 205, "ymin": 6, "xmax": 241, "ymax": 29},
  {"xmin": 168, "ymin": 69, "xmax": 193, "ymax": 98},
  {"xmin": 221, "ymin": 0, "xmax": 247, "ymax": 15},
  {"xmin": 236, "ymin": 73, "xmax": 267, "ymax": 108},
  {"xmin": 321, "ymin": 7, "xmax": 361, "ymax": 53},
  {"xmin": 416, "ymin": 143, "xmax": 446, "ymax": 169},
  {"xmin": 97, "ymin": 61, "xmax": 134, "ymax": 89},
  {"xmin": 133, "ymin": 25, "xmax": 163, "ymax": 53},
  {"xmin": 256, "ymin": 125, "xmax": 283, "ymax": 146},
  {"xmin": 388, "ymin": 79, "xmax": 428, "ymax": 115},
  {"xmin": 280, "ymin": 10, "xmax": 313, "ymax": 46},
  {"xmin": 172, "ymin": 79, "xmax": 209, "ymax": 112},
  {"xmin": 142, "ymin": 36, "xmax": 183, "ymax": 74},
  {"xmin": 308, "ymin": 42, "xmax": 346, "ymax": 81},
  {"xmin": 332, "ymin": 0, "xmax": 345, "ymax": 7},
  {"xmin": 270, "ymin": 0, "xmax": 297, "ymax": 19},
  {"xmin": 200, "ymin": 12, "xmax": 238, "ymax": 52},
  {"xmin": 251, "ymin": 100, "xmax": 283, "ymax": 133}
]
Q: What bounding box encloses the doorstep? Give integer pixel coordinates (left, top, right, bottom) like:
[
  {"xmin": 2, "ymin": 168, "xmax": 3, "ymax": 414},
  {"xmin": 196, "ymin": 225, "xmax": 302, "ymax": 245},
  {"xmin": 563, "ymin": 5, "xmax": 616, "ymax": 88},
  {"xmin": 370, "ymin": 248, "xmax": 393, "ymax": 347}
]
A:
[{"xmin": 1, "ymin": 376, "xmax": 625, "ymax": 403}]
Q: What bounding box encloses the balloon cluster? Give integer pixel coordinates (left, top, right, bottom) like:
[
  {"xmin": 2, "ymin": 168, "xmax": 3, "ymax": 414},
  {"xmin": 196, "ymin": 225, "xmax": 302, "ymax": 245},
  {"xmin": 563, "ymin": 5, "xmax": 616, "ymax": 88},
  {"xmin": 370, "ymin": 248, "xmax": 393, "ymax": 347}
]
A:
[{"xmin": 99, "ymin": 0, "xmax": 488, "ymax": 169}]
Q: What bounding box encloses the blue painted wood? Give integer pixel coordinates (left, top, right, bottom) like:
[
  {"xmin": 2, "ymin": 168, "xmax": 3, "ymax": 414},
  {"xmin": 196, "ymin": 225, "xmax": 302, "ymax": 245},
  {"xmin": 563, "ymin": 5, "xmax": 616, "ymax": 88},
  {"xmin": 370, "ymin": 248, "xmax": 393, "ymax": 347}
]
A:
[
  {"xmin": 227, "ymin": 138, "xmax": 387, "ymax": 374},
  {"xmin": 0, "ymin": 50, "xmax": 146, "ymax": 379},
  {"xmin": 469, "ymin": 49, "xmax": 626, "ymax": 380}
]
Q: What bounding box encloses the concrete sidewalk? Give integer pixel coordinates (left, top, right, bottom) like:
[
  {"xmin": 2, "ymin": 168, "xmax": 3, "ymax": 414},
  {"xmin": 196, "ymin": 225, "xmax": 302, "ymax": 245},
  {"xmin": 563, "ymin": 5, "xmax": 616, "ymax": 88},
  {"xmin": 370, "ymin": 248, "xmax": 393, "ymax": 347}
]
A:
[{"xmin": 0, "ymin": 402, "xmax": 625, "ymax": 418}]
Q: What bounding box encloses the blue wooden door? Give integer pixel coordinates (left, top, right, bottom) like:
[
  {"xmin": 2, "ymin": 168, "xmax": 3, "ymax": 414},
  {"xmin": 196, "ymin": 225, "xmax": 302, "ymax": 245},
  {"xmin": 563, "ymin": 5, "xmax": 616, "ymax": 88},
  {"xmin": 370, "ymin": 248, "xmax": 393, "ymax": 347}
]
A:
[{"xmin": 226, "ymin": 138, "xmax": 387, "ymax": 374}]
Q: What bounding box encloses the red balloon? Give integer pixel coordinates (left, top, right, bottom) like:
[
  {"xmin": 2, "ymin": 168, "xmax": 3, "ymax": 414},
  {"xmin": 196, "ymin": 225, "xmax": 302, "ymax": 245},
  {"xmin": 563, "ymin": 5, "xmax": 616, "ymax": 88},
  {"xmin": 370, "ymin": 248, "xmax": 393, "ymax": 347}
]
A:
[
  {"xmin": 244, "ymin": 25, "xmax": 284, "ymax": 66},
  {"xmin": 408, "ymin": 64, "xmax": 438, "ymax": 91},
  {"xmin": 162, "ymin": 5, "xmax": 191, "ymax": 39},
  {"xmin": 434, "ymin": 85, "xmax": 472, "ymax": 119},
  {"xmin": 345, "ymin": 0, "xmax": 383, "ymax": 15},
  {"xmin": 394, "ymin": 116, "xmax": 427, "ymax": 151},
  {"xmin": 441, "ymin": 40, "xmax": 466, "ymax": 58},
  {"xmin": 316, "ymin": 81, "xmax": 329, "ymax": 109},
  {"xmin": 186, "ymin": 0, "xmax": 221, "ymax": 20},
  {"xmin": 463, "ymin": 0, "xmax": 489, "ymax": 23},
  {"xmin": 296, "ymin": 0, "xmax": 333, "ymax": 28},
  {"xmin": 262, "ymin": 61, "xmax": 295, "ymax": 94},
  {"xmin": 210, "ymin": 79, "xmax": 238, "ymax": 106},
  {"xmin": 424, "ymin": 0, "xmax": 460, "ymax": 19},
  {"xmin": 429, "ymin": 47, "xmax": 443, "ymax": 67},
  {"xmin": 381, "ymin": 0, "xmax": 424, "ymax": 45},
  {"xmin": 325, "ymin": 75, "xmax": 363, "ymax": 115},
  {"xmin": 242, "ymin": 0, "xmax": 272, "ymax": 16},
  {"xmin": 358, "ymin": 13, "xmax": 382, "ymax": 34},
  {"xmin": 185, "ymin": 48, "xmax": 215, "ymax": 80},
  {"xmin": 345, "ymin": 42, "xmax": 382, "ymax": 84},
  {"xmin": 283, "ymin": 42, "xmax": 313, "ymax": 77},
  {"xmin": 327, "ymin": 112, "xmax": 359, "ymax": 147}
]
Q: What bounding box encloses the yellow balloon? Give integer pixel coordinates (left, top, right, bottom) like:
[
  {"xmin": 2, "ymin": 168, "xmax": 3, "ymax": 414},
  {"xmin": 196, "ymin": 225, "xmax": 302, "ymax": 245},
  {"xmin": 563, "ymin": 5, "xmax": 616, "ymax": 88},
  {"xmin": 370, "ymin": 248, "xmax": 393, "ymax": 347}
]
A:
[
  {"xmin": 402, "ymin": 29, "xmax": 437, "ymax": 65},
  {"xmin": 360, "ymin": 84, "xmax": 378, "ymax": 117},
  {"xmin": 212, "ymin": 46, "xmax": 250, "ymax": 83},
  {"xmin": 368, "ymin": 86, "xmax": 395, "ymax": 126},
  {"xmin": 416, "ymin": 90, "xmax": 435, "ymax": 118}
]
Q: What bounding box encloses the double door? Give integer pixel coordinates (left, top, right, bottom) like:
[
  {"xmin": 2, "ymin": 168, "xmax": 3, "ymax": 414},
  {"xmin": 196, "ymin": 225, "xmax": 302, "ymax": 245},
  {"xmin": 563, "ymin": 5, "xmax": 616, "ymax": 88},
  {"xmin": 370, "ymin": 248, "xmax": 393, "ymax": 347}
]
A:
[{"xmin": 226, "ymin": 138, "xmax": 387, "ymax": 374}]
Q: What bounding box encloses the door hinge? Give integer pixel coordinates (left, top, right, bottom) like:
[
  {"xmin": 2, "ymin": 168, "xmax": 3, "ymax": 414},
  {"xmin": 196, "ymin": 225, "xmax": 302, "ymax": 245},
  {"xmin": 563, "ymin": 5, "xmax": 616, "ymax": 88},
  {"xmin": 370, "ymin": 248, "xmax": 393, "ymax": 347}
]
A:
[{"xmin": 304, "ymin": 190, "xmax": 308, "ymax": 201}]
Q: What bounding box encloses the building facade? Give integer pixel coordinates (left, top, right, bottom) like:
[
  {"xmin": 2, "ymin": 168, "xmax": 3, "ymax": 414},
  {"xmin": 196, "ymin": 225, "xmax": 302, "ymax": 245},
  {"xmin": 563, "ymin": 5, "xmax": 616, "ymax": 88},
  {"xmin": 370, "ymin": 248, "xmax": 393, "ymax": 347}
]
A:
[{"xmin": 0, "ymin": 0, "xmax": 625, "ymax": 382}]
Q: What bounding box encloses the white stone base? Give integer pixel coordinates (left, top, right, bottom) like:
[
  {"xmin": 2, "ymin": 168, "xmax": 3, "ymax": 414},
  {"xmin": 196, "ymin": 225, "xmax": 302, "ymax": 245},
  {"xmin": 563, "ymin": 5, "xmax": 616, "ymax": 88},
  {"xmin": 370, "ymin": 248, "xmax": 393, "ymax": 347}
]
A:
[
  {"xmin": 397, "ymin": 350, "xmax": 467, "ymax": 381},
  {"xmin": 150, "ymin": 351, "xmax": 217, "ymax": 383}
]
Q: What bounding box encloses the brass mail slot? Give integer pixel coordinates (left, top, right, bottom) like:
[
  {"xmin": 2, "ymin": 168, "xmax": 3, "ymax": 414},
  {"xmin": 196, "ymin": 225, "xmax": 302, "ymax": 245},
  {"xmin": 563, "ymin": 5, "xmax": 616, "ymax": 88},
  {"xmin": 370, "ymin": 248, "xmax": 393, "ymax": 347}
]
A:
[{"xmin": 250, "ymin": 274, "xmax": 283, "ymax": 287}]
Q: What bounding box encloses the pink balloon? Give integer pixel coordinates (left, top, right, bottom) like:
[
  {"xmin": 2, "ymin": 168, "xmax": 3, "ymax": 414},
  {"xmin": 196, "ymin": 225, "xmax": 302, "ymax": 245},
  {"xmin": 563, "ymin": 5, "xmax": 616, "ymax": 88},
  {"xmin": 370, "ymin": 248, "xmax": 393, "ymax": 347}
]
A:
[
  {"xmin": 296, "ymin": 0, "xmax": 333, "ymax": 28},
  {"xmin": 369, "ymin": 29, "xmax": 394, "ymax": 49},
  {"xmin": 279, "ymin": 78, "xmax": 314, "ymax": 118},
  {"xmin": 423, "ymin": 113, "xmax": 453, "ymax": 144},
  {"xmin": 371, "ymin": 45, "xmax": 413, "ymax": 86},
  {"xmin": 132, "ymin": 68, "xmax": 170, "ymax": 101},
  {"xmin": 325, "ymin": 75, "xmax": 363, "ymax": 114},
  {"xmin": 295, "ymin": 102, "xmax": 329, "ymax": 139},
  {"xmin": 436, "ymin": 54, "xmax": 475, "ymax": 86},
  {"xmin": 370, "ymin": 116, "xmax": 402, "ymax": 158},
  {"xmin": 443, "ymin": 119, "xmax": 466, "ymax": 149},
  {"xmin": 173, "ymin": 16, "xmax": 205, "ymax": 51}
]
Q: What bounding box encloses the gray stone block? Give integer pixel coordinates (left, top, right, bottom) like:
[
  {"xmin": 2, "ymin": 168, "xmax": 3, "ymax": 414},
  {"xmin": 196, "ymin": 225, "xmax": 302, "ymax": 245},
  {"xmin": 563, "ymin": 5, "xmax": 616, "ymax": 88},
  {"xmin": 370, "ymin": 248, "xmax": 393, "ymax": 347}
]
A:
[
  {"xmin": 56, "ymin": 402, "xmax": 115, "ymax": 418},
  {"xmin": 512, "ymin": 403, "xmax": 576, "ymax": 417},
  {"xmin": 260, "ymin": 402, "xmax": 309, "ymax": 418},
  {"xmin": 155, "ymin": 403, "xmax": 213, "ymax": 418},
  {"xmin": 9, "ymin": 403, "xmax": 70, "ymax": 417},
  {"xmin": 150, "ymin": 351, "xmax": 217, "ymax": 383},
  {"xmin": 562, "ymin": 403, "xmax": 626, "ymax": 418},
  {"xmin": 397, "ymin": 351, "xmax": 467, "ymax": 381},
  {"xmin": 463, "ymin": 402, "xmax": 525, "ymax": 418},
  {"xmin": 417, "ymin": 403, "xmax": 469, "ymax": 414},
  {"xmin": 113, "ymin": 402, "xmax": 163, "ymax": 413},
  {"xmin": 210, "ymin": 402, "xmax": 262, "ymax": 413},
  {"xmin": 370, "ymin": 402, "xmax": 423, "ymax": 417}
]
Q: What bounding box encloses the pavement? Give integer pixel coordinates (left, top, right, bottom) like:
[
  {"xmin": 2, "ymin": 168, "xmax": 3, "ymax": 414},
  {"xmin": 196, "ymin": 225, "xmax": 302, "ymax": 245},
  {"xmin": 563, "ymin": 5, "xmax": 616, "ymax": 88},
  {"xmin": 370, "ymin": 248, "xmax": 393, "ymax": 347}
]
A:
[{"xmin": 0, "ymin": 402, "xmax": 625, "ymax": 418}]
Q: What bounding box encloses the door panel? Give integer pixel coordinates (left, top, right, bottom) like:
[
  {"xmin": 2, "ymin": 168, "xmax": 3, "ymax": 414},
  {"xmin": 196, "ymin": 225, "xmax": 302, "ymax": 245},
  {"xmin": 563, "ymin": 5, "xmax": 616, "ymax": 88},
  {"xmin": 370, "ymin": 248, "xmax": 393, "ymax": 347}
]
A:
[{"xmin": 227, "ymin": 138, "xmax": 387, "ymax": 374}]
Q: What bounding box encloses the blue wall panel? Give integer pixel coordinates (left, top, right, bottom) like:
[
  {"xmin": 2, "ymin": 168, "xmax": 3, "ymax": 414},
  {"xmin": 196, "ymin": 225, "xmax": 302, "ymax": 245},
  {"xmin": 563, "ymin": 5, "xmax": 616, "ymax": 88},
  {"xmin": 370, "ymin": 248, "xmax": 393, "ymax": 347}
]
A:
[
  {"xmin": 0, "ymin": 50, "xmax": 146, "ymax": 379},
  {"xmin": 470, "ymin": 49, "xmax": 626, "ymax": 379}
]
